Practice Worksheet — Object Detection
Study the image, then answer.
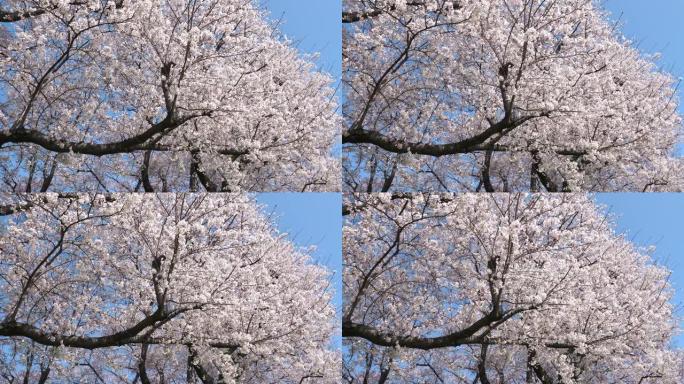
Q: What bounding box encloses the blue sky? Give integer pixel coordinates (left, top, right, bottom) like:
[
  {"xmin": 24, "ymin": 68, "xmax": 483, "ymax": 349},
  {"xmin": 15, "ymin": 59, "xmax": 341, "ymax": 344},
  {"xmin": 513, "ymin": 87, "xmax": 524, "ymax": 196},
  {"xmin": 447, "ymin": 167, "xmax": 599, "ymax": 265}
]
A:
[
  {"xmin": 255, "ymin": 193, "xmax": 342, "ymax": 346},
  {"xmin": 263, "ymin": 0, "xmax": 341, "ymax": 84},
  {"xmin": 595, "ymin": 194, "xmax": 684, "ymax": 347}
]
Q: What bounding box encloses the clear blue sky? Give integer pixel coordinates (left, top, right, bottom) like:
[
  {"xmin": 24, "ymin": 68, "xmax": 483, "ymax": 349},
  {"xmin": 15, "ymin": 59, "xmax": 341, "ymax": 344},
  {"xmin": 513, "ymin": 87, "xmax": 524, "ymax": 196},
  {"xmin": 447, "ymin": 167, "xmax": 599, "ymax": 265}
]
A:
[
  {"xmin": 594, "ymin": 194, "xmax": 684, "ymax": 348},
  {"xmin": 262, "ymin": 0, "xmax": 341, "ymax": 83},
  {"xmin": 255, "ymin": 193, "xmax": 342, "ymax": 346}
]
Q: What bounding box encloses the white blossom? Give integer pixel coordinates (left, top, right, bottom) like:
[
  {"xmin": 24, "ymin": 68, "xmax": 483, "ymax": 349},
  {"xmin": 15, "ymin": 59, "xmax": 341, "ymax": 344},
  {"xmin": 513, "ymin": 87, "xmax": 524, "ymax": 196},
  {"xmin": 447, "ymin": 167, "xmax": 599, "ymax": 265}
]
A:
[{"xmin": 342, "ymin": 0, "xmax": 683, "ymax": 192}]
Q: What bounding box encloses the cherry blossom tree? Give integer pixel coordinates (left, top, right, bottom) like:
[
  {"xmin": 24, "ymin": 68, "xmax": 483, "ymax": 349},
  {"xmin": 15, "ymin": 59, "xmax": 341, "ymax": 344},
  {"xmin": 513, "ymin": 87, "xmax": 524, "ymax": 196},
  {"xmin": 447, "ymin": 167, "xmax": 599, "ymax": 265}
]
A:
[
  {"xmin": 343, "ymin": 193, "xmax": 683, "ymax": 383},
  {"xmin": 0, "ymin": 0, "xmax": 340, "ymax": 192},
  {"xmin": 0, "ymin": 193, "xmax": 338, "ymax": 383},
  {"xmin": 342, "ymin": 0, "xmax": 683, "ymax": 192}
]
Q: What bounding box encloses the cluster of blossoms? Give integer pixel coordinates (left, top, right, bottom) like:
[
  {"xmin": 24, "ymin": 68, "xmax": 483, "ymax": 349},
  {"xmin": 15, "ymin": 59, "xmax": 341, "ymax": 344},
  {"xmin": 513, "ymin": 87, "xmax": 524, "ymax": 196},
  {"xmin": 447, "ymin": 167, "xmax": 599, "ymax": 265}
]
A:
[
  {"xmin": 0, "ymin": 193, "xmax": 338, "ymax": 383},
  {"xmin": 343, "ymin": 193, "xmax": 683, "ymax": 382},
  {"xmin": 343, "ymin": 0, "xmax": 683, "ymax": 192},
  {"xmin": 0, "ymin": 0, "xmax": 340, "ymax": 192}
]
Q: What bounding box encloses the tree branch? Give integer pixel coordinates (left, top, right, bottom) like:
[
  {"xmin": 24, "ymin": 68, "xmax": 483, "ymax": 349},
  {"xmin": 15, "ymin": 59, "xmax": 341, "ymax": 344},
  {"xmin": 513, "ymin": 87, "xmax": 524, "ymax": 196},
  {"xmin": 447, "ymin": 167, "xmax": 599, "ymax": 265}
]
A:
[
  {"xmin": 138, "ymin": 344, "xmax": 152, "ymax": 384},
  {"xmin": 1, "ymin": 116, "xmax": 248, "ymax": 162},
  {"xmin": 342, "ymin": 312, "xmax": 498, "ymax": 350},
  {"xmin": 141, "ymin": 150, "xmax": 155, "ymax": 192},
  {"xmin": 1, "ymin": 113, "xmax": 211, "ymax": 156},
  {"xmin": 343, "ymin": 114, "xmax": 553, "ymax": 157},
  {"xmin": 0, "ymin": 310, "xmax": 166, "ymax": 349},
  {"xmin": 481, "ymin": 149, "xmax": 496, "ymax": 192},
  {"xmin": 0, "ymin": 301, "xmax": 211, "ymax": 350},
  {"xmin": 477, "ymin": 344, "xmax": 491, "ymax": 384}
]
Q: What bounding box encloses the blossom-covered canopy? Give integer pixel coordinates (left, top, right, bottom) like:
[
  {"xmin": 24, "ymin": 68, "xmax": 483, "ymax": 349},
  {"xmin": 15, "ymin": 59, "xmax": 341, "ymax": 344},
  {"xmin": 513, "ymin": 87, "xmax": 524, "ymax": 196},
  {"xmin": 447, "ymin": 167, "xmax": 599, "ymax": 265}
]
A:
[
  {"xmin": 343, "ymin": 193, "xmax": 683, "ymax": 382},
  {"xmin": 343, "ymin": 0, "xmax": 683, "ymax": 192},
  {"xmin": 0, "ymin": 0, "xmax": 340, "ymax": 192},
  {"xmin": 0, "ymin": 193, "xmax": 338, "ymax": 383}
]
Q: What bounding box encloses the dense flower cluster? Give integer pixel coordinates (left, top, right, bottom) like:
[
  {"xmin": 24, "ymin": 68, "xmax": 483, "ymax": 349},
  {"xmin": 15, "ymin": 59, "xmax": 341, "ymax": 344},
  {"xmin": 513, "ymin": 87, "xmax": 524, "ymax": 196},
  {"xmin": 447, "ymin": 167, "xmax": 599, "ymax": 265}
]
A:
[
  {"xmin": 343, "ymin": 0, "xmax": 683, "ymax": 192},
  {"xmin": 0, "ymin": 0, "xmax": 340, "ymax": 192},
  {"xmin": 0, "ymin": 193, "xmax": 338, "ymax": 383},
  {"xmin": 343, "ymin": 193, "xmax": 683, "ymax": 382}
]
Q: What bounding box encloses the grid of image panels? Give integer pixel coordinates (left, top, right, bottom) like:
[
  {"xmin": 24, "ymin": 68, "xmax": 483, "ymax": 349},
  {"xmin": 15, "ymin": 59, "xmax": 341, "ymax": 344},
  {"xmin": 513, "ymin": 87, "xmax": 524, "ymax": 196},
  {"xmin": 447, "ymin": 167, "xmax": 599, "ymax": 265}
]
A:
[{"xmin": 0, "ymin": 1, "xmax": 683, "ymax": 383}]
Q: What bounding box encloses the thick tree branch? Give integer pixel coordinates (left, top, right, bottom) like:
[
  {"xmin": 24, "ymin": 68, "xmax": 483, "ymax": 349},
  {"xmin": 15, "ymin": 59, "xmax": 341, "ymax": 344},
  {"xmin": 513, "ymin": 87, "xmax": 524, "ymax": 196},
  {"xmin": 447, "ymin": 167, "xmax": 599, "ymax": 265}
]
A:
[
  {"xmin": 377, "ymin": 357, "xmax": 392, "ymax": 384},
  {"xmin": 1, "ymin": 113, "xmax": 207, "ymax": 156},
  {"xmin": 37, "ymin": 367, "xmax": 50, "ymax": 384},
  {"xmin": 141, "ymin": 150, "xmax": 155, "ymax": 192},
  {"xmin": 342, "ymin": 309, "xmax": 505, "ymax": 350},
  {"xmin": 478, "ymin": 344, "xmax": 491, "ymax": 384},
  {"xmin": 481, "ymin": 149, "xmax": 496, "ymax": 192},
  {"xmin": 0, "ymin": 301, "xmax": 213, "ymax": 350},
  {"xmin": 380, "ymin": 159, "xmax": 398, "ymax": 192},
  {"xmin": 0, "ymin": 310, "xmax": 166, "ymax": 349},
  {"xmin": 39, "ymin": 159, "xmax": 58, "ymax": 192},
  {"xmin": 0, "ymin": 319, "xmax": 240, "ymax": 353},
  {"xmin": 343, "ymin": 114, "xmax": 553, "ymax": 157},
  {"xmin": 138, "ymin": 344, "xmax": 152, "ymax": 384},
  {"xmin": 1, "ymin": 116, "xmax": 248, "ymax": 161},
  {"xmin": 341, "ymin": 305, "xmax": 580, "ymax": 354}
]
